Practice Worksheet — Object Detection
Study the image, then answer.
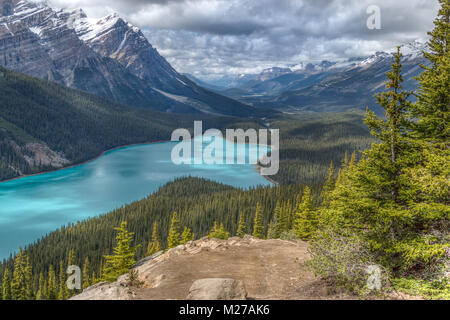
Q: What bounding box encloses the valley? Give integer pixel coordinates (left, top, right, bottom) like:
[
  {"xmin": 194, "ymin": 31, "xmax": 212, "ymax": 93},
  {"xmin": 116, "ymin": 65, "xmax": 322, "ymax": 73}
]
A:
[{"xmin": 0, "ymin": 0, "xmax": 447, "ymax": 303}]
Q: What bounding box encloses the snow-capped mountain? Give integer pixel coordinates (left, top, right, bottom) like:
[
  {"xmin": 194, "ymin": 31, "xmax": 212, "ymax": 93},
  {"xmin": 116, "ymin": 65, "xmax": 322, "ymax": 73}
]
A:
[
  {"xmin": 207, "ymin": 40, "xmax": 428, "ymax": 113},
  {"xmin": 0, "ymin": 0, "xmax": 266, "ymax": 117}
]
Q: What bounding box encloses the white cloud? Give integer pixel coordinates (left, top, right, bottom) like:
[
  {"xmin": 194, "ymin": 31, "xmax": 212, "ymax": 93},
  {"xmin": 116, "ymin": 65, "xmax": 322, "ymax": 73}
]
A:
[{"xmin": 47, "ymin": 0, "xmax": 441, "ymax": 78}]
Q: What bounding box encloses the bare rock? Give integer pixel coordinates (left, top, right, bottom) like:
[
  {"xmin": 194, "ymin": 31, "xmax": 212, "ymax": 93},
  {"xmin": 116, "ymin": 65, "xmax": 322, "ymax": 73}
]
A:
[
  {"xmin": 70, "ymin": 282, "xmax": 135, "ymax": 300},
  {"xmin": 187, "ymin": 278, "xmax": 247, "ymax": 300}
]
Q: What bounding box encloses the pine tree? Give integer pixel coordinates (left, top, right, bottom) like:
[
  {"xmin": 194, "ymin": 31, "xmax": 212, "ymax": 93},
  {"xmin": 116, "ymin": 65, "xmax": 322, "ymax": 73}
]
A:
[
  {"xmin": 167, "ymin": 212, "xmax": 182, "ymax": 249},
  {"xmin": 252, "ymin": 203, "xmax": 265, "ymax": 239},
  {"xmin": 36, "ymin": 272, "xmax": 46, "ymax": 300},
  {"xmin": 294, "ymin": 186, "xmax": 316, "ymax": 240},
  {"xmin": 2, "ymin": 270, "xmax": 11, "ymax": 300},
  {"xmin": 11, "ymin": 248, "xmax": 28, "ymax": 300},
  {"xmin": 58, "ymin": 259, "xmax": 68, "ymax": 300},
  {"xmin": 209, "ymin": 222, "xmax": 230, "ymax": 240},
  {"xmin": 411, "ymin": 0, "xmax": 449, "ymax": 146},
  {"xmin": 271, "ymin": 202, "xmax": 282, "ymax": 239},
  {"xmin": 279, "ymin": 201, "xmax": 290, "ymax": 234},
  {"xmin": 181, "ymin": 226, "xmax": 194, "ymax": 244},
  {"xmin": 364, "ymin": 47, "xmax": 412, "ymax": 203},
  {"xmin": 82, "ymin": 257, "xmax": 91, "ymax": 290},
  {"xmin": 47, "ymin": 265, "xmax": 58, "ymax": 300},
  {"xmin": 68, "ymin": 249, "xmax": 76, "ymax": 267},
  {"xmin": 236, "ymin": 212, "xmax": 246, "ymax": 237},
  {"xmin": 321, "ymin": 161, "xmax": 336, "ymax": 205},
  {"xmin": 146, "ymin": 222, "xmax": 162, "ymax": 256},
  {"xmin": 98, "ymin": 260, "xmax": 104, "ymax": 283},
  {"xmin": 102, "ymin": 222, "xmax": 140, "ymax": 283},
  {"xmin": 25, "ymin": 256, "xmax": 35, "ymax": 300},
  {"xmin": 318, "ymin": 42, "xmax": 450, "ymax": 279}
]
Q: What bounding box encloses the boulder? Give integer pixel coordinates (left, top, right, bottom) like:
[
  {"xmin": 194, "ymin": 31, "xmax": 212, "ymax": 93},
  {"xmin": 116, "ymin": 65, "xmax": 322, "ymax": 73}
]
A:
[
  {"xmin": 70, "ymin": 282, "xmax": 135, "ymax": 300},
  {"xmin": 187, "ymin": 278, "xmax": 247, "ymax": 300}
]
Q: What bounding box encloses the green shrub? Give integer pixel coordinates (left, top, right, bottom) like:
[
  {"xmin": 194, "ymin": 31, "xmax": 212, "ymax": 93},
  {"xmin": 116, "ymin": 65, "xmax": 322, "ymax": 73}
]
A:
[
  {"xmin": 392, "ymin": 278, "xmax": 450, "ymax": 300},
  {"xmin": 307, "ymin": 228, "xmax": 390, "ymax": 296}
]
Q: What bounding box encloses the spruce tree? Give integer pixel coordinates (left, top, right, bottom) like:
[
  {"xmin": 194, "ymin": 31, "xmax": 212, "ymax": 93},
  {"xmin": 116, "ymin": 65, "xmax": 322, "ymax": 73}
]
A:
[
  {"xmin": 82, "ymin": 257, "xmax": 91, "ymax": 290},
  {"xmin": 181, "ymin": 226, "xmax": 194, "ymax": 244},
  {"xmin": 252, "ymin": 203, "xmax": 265, "ymax": 239},
  {"xmin": 322, "ymin": 161, "xmax": 336, "ymax": 205},
  {"xmin": 47, "ymin": 265, "xmax": 58, "ymax": 300},
  {"xmin": 146, "ymin": 222, "xmax": 162, "ymax": 256},
  {"xmin": 103, "ymin": 222, "xmax": 140, "ymax": 283},
  {"xmin": 36, "ymin": 272, "xmax": 46, "ymax": 300},
  {"xmin": 11, "ymin": 248, "xmax": 28, "ymax": 300},
  {"xmin": 167, "ymin": 212, "xmax": 182, "ymax": 249},
  {"xmin": 236, "ymin": 212, "xmax": 246, "ymax": 238},
  {"xmin": 68, "ymin": 250, "xmax": 76, "ymax": 267},
  {"xmin": 364, "ymin": 47, "xmax": 412, "ymax": 203},
  {"xmin": 209, "ymin": 222, "xmax": 230, "ymax": 240},
  {"xmin": 279, "ymin": 201, "xmax": 290, "ymax": 234},
  {"xmin": 25, "ymin": 256, "xmax": 34, "ymax": 300},
  {"xmin": 271, "ymin": 202, "xmax": 282, "ymax": 239},
  {"xmin": 2, "ymin": 270, "xmax": 11, "ymax": 300},
  {"xmin": 294, "ymin": 186, "xmax": 315, "ymax": 240},
  {"xmin": 58, "ymin": 259, "xmax": 68, "ymax": 300},
  {"xmin": 411, "ymin": 0, "xmax": 449, "ymax": 146},
  {"xmin": 319, "ymin": 43, "xmax": 449, "ymax": 279}
]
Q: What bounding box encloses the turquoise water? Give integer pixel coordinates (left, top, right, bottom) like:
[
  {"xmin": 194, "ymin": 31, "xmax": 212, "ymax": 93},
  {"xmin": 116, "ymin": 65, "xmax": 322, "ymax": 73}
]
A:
[{"xmin": 0, "ymin": 136, "xmax": 270, "ymax": 259}]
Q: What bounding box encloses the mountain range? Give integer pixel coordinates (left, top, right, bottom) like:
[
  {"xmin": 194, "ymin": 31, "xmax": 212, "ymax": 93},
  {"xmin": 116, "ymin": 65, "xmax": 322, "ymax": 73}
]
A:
[
  {"xmin": 0, "ymin": 0, "xmax": 272, "ymax": 117},
  {"xmin": 190, "ymin": 41, "xmax": 428, "ymax": 113}
]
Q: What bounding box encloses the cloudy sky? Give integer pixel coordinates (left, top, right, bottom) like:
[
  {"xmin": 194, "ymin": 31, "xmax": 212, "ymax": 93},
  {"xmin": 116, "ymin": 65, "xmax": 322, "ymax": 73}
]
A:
[{"xmin": 49, "ymin": 0, "xmax": 440, "ymax": 79}]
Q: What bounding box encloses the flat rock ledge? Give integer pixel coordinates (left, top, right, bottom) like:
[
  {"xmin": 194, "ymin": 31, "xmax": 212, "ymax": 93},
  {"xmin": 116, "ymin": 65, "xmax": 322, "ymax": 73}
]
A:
[{"xmin": 187, "ymin": 278, "xmax": 247, "ymax": 300}]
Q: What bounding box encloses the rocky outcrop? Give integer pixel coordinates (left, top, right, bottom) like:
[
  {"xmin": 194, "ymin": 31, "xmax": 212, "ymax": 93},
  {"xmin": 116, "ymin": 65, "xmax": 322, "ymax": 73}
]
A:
[
  {"xmin": 69, "ymin": 281, "xmax": 136, "ymax": 301},
  {"xmin": 0, "ymin": 135, "xmax": 70, "ymax": 176},
  {"xmin": 187, "ymin": 278, "xmax": 247, "ymax": 300},
  {"xmin": 71, "ymin": 236, "xmax": 424, "ymax": 300},
  {"xmin": 71, "ymin": 236, "xmax": 359, "ymax": 300},
  {"xmin": 22, "ymin": 143, "xmax": 70, "ymax": 168}
]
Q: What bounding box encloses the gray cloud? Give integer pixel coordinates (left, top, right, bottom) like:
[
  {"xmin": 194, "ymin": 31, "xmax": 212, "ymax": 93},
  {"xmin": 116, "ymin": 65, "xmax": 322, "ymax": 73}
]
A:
[{"xmin": 49, "ymin": 0, "xmax": 441, "ymax": 78}]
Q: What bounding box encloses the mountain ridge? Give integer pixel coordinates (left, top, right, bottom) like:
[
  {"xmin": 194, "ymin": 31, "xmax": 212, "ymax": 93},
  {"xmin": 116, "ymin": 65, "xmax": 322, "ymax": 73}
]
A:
[
  {"xmin": 189, "ymin": 40, "xmax": 428, "ymax": 113},
  {"xmin": 0, "ymin": 0, "xmax": 271, "ymax": 117}
]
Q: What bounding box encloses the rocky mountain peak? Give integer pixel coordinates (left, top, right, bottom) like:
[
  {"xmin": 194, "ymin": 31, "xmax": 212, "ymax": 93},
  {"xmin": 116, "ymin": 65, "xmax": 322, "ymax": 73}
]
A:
[{"xmin": 0, "ymin": 0, "xmax": 264, "ymax": 117}]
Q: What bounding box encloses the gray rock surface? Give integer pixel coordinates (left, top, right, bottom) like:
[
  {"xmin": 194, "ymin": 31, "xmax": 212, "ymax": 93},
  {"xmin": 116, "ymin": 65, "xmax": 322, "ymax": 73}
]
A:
[
  {"xmin": 0, "ymin": 0, "xmax": 262, "ymax": 117},
  {"xmin": 69, "ymin": 282, "xmax": 135, "ymax": 300},
  {"xmin": 187, "ymin": 278, "xmax": 247, "ymax": 300}
]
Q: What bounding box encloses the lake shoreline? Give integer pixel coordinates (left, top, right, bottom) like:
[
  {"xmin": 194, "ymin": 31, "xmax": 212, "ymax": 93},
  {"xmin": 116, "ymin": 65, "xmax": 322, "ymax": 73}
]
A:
[
  {"xmin": 1, "ymin": 138, "xmax": 278, "ymax": 186},
  {"xmin": 0, "ymin": 139, "xmax": 173, "ymax": 184}
]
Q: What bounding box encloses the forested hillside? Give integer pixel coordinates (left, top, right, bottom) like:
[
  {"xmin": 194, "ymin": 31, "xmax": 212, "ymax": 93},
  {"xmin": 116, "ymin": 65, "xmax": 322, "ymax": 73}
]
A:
[
  {"xmin": 0, "ymin": 177, "xmax": 314, "ymax": 299},
  {"xmin": 0, "ymin": 66, "xmax": 266, "ymax": 181},
  {"xmin": 0, "ymin": 64, "xmax": 374, "ymax": 185},
  {"xmin": 272, "ymin": 111, "xmax": 375, "ymax": 184}
]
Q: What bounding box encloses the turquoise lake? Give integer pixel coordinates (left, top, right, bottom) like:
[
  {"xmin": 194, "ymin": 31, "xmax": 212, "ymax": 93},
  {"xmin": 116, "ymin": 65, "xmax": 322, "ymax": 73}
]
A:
[{"xmin": 0, "ymin": 136, "xmax": 270, "ymax": 259}]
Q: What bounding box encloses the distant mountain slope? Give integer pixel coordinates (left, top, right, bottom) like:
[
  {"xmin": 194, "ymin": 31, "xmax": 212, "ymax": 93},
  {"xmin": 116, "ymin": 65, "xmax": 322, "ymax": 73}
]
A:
[
  {"xmin": 0, "ymin": 66, "xmax": 179, "ymax": 180},
  {"xmin": 0, "ymin": 0, "xmax": 271, "ymax": 117},
  {"xmin": 212, "ymin": 41, "xmax": 428, "ymax": 113},
  {"xmin": 0, "ymin": 66, "xmax": 262, "ymax": 181}
]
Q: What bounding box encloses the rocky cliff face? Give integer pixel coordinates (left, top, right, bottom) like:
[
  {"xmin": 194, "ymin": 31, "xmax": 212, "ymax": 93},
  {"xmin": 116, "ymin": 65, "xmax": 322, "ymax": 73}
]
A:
[{"xmin": 0, "ymin": 0, "xmax": 263, "ymax": 117}]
